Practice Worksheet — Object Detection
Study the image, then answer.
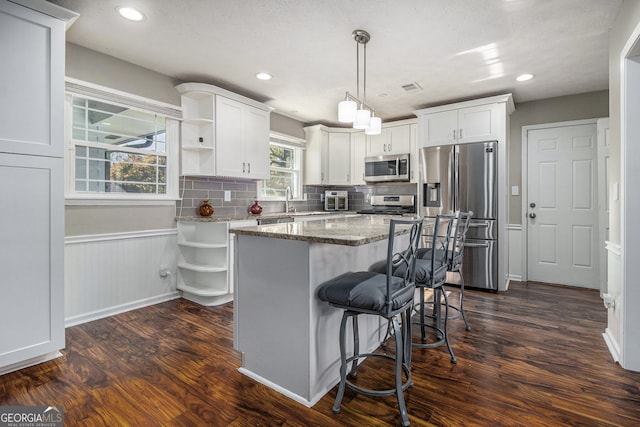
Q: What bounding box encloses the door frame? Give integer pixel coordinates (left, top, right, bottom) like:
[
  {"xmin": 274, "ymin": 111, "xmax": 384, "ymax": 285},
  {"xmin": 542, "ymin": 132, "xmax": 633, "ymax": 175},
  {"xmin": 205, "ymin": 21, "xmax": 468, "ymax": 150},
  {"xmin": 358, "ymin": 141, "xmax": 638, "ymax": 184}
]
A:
[{"xmin": 520, "ymin": 118, "xmax": 602, "ymax": 282}]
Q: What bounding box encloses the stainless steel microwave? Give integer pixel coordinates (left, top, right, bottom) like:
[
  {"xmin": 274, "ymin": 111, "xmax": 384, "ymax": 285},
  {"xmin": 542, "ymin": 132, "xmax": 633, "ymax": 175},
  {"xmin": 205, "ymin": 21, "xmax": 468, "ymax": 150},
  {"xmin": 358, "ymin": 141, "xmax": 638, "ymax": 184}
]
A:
[{"xmin": 364, "ymin": 153, "xmax": 410, "ymax": 183}]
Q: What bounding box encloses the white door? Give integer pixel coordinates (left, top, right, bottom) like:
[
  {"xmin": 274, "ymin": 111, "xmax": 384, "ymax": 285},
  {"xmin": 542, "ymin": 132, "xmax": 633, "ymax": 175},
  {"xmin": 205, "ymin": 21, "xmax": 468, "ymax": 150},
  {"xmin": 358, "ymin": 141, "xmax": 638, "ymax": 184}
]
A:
[{"xmin": 526, "ymin": 123, "xmax": 599, "ymax": 288}]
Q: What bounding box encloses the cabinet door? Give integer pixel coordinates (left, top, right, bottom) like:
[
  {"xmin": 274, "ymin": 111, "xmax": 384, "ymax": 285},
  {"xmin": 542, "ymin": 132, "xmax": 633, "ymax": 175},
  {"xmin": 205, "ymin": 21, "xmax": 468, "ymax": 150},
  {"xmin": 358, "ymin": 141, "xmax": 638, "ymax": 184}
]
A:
[
  {"xmin": 326, "ymin": 132, "xmax": 351, "ymax": 185},
  {"xmin": 366, "ymin": 128, "xmax": 389, "ymax": 156},
  {"xmin": 0, "ymin": 154, "xmax": 64, "ymax": 368},
  {"xmin": 215, "ymin": 97, "xmax": 245, "ymax": 178},
  {"xmin": 244, "ymin": 107, "xmax": 270, "ymax": 180},
  {"xmin": 419, "ymin": 110, "xmax": 457, "ymax": 147},
  {"xmin": 350, "ymin": 132, "xmax": 366, "ymax": 185},
  {"xmin": 458, "ymin": 104, "xmax": 500, "ymax": 143},
  {"xmin": 303, "ymin": 126, "xmax": 326, "ymax": 185},
  {"xmin": 386, "ymin": 124, "xmax": 412, "ymax": 154},
  {"xmin": 0, "ymin": 2, "xmax": 65, "ymax": 158}
]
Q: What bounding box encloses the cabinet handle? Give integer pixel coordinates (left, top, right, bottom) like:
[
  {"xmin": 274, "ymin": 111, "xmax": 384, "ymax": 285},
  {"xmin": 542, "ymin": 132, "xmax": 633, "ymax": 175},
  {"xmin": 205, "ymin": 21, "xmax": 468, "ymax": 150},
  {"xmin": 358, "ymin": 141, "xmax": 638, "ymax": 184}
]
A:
[
  {"xmin": 243, "ymin": 162, "xmax": 246, "ymax": 173},
  {"xmin": 388, "ymin": 143, "xmax": 392, "ymax": 152},
  {"xmin": 453, "ymin": 129, "xmax": 456, "ymax": 140},
  {"xmin": 321, "ymin": 172, "xmax": 325, "ymax": 181},
  {"xmin": 459, "ymin": 128, "xmax": 463, "ymax": 139},
  {"xmin": 248, "ymin": 163, "xmax": 251, "ymax": 174}
]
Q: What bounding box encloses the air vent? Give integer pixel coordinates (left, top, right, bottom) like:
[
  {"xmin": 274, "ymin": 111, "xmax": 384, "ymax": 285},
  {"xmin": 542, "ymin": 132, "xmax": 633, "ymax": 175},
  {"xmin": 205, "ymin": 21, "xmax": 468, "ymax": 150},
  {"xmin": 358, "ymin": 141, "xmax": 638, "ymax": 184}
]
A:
[{"xmin": 401, "ymin": 82, "xmax": 423, "ymax": 92}]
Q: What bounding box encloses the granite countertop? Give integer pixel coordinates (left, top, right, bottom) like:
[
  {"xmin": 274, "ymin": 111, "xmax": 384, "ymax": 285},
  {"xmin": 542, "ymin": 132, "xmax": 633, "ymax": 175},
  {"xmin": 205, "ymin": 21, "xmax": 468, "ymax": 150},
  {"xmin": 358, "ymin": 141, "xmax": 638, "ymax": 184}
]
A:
[
  {"xmin": 175, "ymin": 210, "xmax": 356, "ymax": 223},
  {"xmin": 229, "ymin": 214, "xmax": 421, "ymax": 246}
]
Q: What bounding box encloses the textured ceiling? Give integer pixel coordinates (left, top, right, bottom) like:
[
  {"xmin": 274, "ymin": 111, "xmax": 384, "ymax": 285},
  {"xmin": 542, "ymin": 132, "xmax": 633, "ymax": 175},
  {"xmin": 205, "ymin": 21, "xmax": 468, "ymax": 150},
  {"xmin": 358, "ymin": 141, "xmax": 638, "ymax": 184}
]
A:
[{"xmin": 48, "ymin": 0, "xmax": 622, "ymax": 125}]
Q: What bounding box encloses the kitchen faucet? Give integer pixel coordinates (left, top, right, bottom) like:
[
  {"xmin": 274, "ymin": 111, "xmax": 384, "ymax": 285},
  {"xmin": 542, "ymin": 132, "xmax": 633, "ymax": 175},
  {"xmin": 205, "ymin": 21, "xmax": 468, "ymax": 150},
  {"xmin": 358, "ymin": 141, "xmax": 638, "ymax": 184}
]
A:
[{"xmin": 285, "ymin": 186, "xmax": 295, "ymax": 212}]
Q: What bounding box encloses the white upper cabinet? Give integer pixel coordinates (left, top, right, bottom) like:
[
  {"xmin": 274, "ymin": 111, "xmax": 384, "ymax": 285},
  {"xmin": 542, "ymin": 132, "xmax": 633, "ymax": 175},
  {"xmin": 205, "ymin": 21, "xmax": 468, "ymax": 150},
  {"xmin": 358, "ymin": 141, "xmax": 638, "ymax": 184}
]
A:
[
  {"xmin": 367, "ymin": 122, "xmax": 413, "ymax": 156},
  {"xmin": 326, "ymin": 131, "xmax": 351, "ymax": 185},
  {"xmin": 304, "ymin": 125, "xmax": 359, "ymax": 186},
  {"xmin": 416, "ymin": 96, "xmax": 514, "ymax": 147},
  {"xmin": 0, "ymin": 1, "xmax": 71, "ymax": 158},
  {"xmin": 350, "ymin": 132, "xmax": 366, "ymax": 185},
  {"xmin": 176, "ymin": 83, "xmax": 271, "ymax": 179}
]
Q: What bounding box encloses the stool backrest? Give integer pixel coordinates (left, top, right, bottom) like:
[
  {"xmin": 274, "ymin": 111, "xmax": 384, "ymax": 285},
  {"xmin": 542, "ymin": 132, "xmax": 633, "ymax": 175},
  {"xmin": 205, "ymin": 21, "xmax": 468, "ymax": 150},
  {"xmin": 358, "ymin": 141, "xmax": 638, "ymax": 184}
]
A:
[
  {"xmin": 448, "ymin": 211, "xmax": 472, "ymax": 270},
  {"xmin": 384, "ymin": 218, "xmax": 423, "ymax": 316}
]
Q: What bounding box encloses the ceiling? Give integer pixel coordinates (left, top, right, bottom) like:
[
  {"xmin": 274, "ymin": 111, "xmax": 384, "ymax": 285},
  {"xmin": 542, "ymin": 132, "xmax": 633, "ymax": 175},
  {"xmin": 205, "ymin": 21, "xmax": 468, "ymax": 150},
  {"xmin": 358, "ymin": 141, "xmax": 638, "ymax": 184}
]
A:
[{"xmin": 48, "ymin": 0, "xmax": 622, "ymax": 126}]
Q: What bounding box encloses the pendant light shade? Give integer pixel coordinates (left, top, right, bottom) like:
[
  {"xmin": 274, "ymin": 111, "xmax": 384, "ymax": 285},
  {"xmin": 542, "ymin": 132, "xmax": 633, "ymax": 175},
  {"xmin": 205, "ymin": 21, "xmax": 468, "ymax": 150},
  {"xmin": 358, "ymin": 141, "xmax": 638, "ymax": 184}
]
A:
[
  {"xmin": 338, "ymin": 99, "xmax": 357, "ymax": 123},
  {"xmin": 365, "ymin": 115, "xmax": 382, "ymax": 135},
  {"xmin": 337, "ymin": 29, "xmax": 382, "ymax": 132},
  {"xmin": 354, "ymin": 108, "xmax": 371, "ymax": 129}
]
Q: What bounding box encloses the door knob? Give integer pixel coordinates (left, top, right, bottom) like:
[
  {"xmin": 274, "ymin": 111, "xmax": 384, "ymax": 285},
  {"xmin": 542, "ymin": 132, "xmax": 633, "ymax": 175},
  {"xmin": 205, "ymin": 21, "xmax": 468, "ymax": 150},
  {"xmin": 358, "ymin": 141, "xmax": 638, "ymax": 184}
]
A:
[
  {"xmin": 529, "ymin": 213, "xmax": 536, "ymax": 219},
  {"xmin": 530, "ymin": 202, "xmax": 536, "ymax": 208}
]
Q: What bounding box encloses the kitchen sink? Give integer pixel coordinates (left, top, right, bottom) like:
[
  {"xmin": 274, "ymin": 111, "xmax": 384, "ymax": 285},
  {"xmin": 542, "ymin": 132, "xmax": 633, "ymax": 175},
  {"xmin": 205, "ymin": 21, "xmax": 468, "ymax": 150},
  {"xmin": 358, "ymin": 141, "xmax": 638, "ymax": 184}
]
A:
[{"xmin": 256, "ymin": 216, "xmax": 295, "ymax": 225}]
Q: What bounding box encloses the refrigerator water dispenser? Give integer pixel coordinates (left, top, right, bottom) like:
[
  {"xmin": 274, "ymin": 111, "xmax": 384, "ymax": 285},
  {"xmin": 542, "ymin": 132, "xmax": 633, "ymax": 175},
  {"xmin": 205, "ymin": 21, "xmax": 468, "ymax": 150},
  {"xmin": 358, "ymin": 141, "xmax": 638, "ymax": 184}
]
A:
[{"xmin": 424, "ymin": 183, "xmax": 441, "ymax": 207}]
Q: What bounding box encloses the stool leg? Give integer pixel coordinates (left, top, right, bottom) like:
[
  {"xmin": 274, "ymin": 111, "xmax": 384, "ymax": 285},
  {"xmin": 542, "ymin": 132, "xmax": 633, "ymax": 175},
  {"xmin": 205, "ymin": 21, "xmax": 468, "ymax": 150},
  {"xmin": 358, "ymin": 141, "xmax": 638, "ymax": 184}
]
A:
[
  {"xmin": 333, "ymin": 311, "xmax": 350, "ymax": 413},
  {"xmin": 402, "ymin": 307, "xmax": 413, "ymax": 374},
  {"xmin": 458, "ymin": 270, "xmax": 471, "ymax": 331},
  {"xmin": 350, "ymin": 315, "xmax": 359, "ymax": 377},
  {"xmin": 392, "ymin": 316, "xmax": 410, "ymax": 427},
  {"xmin": 419, "ymin": 288, "xmax": 427, "ymax": 343},
  {"xmin": 441, "ymin": 287, "xmax": 457, "ymax": 364}
]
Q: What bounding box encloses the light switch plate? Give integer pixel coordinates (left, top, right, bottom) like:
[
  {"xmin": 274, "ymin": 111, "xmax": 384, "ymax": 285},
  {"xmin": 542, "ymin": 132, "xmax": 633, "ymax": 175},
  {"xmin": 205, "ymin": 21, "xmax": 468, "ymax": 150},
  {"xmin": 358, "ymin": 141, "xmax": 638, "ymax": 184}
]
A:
[
  {"xmin": 224, "ymin": 190, "xmax": 231, "ymax": 201},
  {"xmin": 511, "ymin": 186, "xmax": 519, "ymax": 196}
]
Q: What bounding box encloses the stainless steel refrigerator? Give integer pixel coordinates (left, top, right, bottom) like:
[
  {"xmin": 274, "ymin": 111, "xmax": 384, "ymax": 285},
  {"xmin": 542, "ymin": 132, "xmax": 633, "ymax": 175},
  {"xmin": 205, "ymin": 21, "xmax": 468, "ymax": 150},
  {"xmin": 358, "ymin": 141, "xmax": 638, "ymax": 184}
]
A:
[{"xmin": 419, "ymin": 141, "xmax": 498, "ymax": 291}]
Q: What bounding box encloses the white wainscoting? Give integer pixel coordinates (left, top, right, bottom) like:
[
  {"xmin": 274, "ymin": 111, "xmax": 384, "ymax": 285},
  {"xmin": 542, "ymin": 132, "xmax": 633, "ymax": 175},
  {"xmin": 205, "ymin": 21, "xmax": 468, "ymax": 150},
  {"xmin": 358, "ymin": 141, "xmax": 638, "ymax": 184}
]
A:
[
  {"xmin": 508, "ymin": 224, "xmax": 523, "ymax": 282},
  {"xmin": 64, "ymin": 229, "xmax": 178, "ymax": 327},
  {"xmin": 603, "ymin": 241, "xmax": 622, "ymax": 364}
]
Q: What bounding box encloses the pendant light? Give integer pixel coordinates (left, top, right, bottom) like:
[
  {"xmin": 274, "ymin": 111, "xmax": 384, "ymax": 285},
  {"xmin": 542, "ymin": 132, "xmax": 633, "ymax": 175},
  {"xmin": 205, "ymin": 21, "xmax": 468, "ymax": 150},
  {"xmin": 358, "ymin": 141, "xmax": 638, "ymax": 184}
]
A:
[{"xmin": 337, "ymin": 29, "xmax": 381, "ymax": 135}]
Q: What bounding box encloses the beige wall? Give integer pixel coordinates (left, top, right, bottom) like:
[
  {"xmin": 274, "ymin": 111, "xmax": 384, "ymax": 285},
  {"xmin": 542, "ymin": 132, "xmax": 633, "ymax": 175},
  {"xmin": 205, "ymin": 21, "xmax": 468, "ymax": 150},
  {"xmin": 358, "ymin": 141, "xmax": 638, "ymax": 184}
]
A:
[
  {"xmin": 64, "ymin": 44, "xmax": 305, "ymax": 236},
  {"xmin": 508, "ymin": 91, "xmax": 609, "ymax": 224}
]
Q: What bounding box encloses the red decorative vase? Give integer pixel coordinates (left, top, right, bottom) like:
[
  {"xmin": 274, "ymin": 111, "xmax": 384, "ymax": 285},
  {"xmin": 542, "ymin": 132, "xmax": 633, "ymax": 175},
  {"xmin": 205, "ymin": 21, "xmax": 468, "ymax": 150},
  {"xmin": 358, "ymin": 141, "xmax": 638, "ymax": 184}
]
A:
[
  {"xmin": 199, "ymin": 200, "xmax": 214, "ymax": 217},
  {"xmin": 249, "ymin": 200, "xmax": 263, "ymax": 215}
]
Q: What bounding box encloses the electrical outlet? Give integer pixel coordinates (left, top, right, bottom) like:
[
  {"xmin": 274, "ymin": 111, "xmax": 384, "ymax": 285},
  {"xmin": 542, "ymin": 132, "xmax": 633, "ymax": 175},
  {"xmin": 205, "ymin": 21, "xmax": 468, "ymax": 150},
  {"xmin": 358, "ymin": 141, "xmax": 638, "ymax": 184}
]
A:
[
  {"xmin": 224, "ymin": 190, "xmax": 231, "ymax": 201},
  {"xmin": 159, "ymin": 265, "xmax": 169, "ymax": 277}
]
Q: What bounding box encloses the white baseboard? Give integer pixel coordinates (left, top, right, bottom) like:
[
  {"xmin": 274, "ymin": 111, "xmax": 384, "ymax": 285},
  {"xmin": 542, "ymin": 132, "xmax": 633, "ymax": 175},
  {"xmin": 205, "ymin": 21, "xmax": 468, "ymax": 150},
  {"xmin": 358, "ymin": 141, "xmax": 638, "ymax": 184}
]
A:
[
  {"xmin": 65, "ymin": 291, "xmax": 180, "ymax": 327},
  {"xmin": 603, "ymin": 327, "xmax": 621, "ymax": 364},
  {"xmin": 0, "ymin": 351, "xmax": 63, "ymax": 376}
]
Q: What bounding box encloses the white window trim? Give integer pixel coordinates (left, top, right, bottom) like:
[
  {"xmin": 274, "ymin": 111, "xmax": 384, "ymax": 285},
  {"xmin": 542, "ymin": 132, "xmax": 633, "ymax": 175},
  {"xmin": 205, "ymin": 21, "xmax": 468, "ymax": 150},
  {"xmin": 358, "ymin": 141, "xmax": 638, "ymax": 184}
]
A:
[
  {"xmin": 64, "ymin": 81, "xmax": 181, "ymax": 204},
  {"xmin": 258, "ymin": 132, "xmax": 306, "ymax": 201}
]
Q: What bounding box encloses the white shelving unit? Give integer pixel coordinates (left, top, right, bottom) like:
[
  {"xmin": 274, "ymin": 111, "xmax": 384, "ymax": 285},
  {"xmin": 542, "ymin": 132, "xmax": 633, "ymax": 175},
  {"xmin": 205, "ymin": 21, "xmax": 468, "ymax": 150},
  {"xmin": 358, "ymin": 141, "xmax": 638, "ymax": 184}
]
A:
[
  {"xmin": 177, "ymin": 221, "xmax": 231, "ymax": 306},
  {"xmin": 180, "ymin": 91, "xmax": 216, "ymax": 176}
]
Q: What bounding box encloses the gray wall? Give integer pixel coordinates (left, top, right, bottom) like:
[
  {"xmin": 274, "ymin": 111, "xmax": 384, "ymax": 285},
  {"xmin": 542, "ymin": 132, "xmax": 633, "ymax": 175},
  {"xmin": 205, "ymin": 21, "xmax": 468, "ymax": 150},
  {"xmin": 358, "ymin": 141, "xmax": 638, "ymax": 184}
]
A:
[
  {"xmin": 64, "ymin": 43, "xmax": 306, "ymax": 236},
  {"xmin": 508, "ymin": 90, "xmax": 609, "ymax": 224}
]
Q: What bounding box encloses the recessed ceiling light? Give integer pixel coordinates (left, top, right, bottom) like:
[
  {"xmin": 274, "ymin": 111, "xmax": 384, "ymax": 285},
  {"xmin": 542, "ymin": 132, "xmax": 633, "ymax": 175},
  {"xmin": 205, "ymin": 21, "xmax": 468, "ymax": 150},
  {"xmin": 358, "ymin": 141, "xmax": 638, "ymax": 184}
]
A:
[
  {"xmin": 256, "ymin": 72, "xmax": 272, "ymax": 80},
  {"xmin": 117, "ymin": 7, "xmax": 145, "ymax": 22},
  {"xmin": 516, "ymin": 73, "xmax": 534, "ymax": 82}
]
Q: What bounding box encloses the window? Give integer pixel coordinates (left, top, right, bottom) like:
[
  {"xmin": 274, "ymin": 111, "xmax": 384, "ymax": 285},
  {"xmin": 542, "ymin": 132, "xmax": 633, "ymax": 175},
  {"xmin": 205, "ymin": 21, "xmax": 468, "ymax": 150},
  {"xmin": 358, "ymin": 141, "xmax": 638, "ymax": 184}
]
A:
[
  {"xmin": 258, "ymin": 134, "xmax": 305, "ymax": 199},
  {"xmin": 65, "ymin": 88, "xmax": 179, "ymax": 201}
]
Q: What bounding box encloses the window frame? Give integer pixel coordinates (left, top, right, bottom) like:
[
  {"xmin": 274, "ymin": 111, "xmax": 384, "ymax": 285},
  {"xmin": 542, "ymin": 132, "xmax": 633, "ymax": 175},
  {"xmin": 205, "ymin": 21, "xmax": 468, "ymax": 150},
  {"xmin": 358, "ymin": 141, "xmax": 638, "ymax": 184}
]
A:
[
  {"xmin": 64, "ymin": 80, "xmax": 180, "ymax": 204},
  {"xmin": 258, "ymin": 132, "xmax": 306, "ymax": 201}
]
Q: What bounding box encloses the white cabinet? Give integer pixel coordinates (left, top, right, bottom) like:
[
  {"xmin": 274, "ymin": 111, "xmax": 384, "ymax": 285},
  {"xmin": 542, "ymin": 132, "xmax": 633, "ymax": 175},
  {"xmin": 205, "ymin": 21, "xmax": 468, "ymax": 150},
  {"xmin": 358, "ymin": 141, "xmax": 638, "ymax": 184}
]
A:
[
  {"xmin": 216, "ymin": 96, "xmax": 270, "ymax": 180},
  {"xmin": 176, "ymin": 83, "xmax": 271, "ymax": 179},
  {"xmin": 303, "ymin": 125, "xmax": 352, "ymax": 185},
  {"xmin": 177, "ymin": 221, "xmax": 232, "ymax": 306},
  {"xmin": 180, "ymin": 91, "xmax": 215, "ymax": 176},
  {"xmin": 326, "ymin": 132, "xmax": 351, "ymax": 185},
  {"xmin": 350, "ymin": 132, "xmax": 366, "ymax": 185},
  {"xmin": 366, "ymin": 123, "xmax": 413, "ymax": 156},
  {"xmin": 0, "ymin": 1, "xmax": 76, "ymax": 375},
  {"xmin": 417, "ymin": 102, "xmax": 503, "ymax": 147},
  {"xmin": 177, "ymin": 219, "xmax": 256, "ymax": 307}
]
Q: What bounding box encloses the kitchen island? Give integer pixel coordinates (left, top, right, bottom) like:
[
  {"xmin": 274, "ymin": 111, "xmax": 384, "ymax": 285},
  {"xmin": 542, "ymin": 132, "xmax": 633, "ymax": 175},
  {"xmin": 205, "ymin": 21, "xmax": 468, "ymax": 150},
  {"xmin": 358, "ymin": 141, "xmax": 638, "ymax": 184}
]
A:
[{"xmin": 231, "ymin": 215, "xmax": 416, "ymax": 407}]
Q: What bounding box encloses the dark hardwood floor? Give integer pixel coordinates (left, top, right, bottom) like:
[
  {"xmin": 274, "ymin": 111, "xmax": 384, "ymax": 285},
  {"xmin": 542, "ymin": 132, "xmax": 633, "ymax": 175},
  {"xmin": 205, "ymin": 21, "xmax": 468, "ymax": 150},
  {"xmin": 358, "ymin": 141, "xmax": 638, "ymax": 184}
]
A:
[{"xmin": 2, "ymin": 281, "xmax": 639, "ymax": 426}]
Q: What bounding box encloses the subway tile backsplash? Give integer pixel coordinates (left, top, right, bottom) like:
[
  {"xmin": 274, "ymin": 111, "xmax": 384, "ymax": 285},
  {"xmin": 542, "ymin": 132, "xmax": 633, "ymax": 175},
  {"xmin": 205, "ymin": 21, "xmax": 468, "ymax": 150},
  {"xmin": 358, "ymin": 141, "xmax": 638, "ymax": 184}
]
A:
[{"xmin": 176, "ymin": 176, "xmax": 417, "ymax": 219}]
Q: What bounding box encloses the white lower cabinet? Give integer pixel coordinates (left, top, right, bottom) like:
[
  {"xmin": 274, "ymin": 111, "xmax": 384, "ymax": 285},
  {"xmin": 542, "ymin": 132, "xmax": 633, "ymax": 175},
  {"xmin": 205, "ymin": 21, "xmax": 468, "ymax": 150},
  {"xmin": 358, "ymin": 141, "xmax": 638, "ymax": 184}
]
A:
[
  {"xmin": 177, "ymin": 220, "xmax": 256, "ymax": 306},
  {"xmin": 177, "ymin": 221, "xmax": 231, "ymax": 306}
]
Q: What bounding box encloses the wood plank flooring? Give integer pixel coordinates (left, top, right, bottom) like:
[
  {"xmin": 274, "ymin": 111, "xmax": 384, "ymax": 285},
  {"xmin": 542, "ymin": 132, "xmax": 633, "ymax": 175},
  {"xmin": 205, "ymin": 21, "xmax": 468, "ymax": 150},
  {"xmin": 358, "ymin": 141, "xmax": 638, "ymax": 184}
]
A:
[{"xmin": 2, "ymin": 281, "xmax": 640, "ymax": 426}]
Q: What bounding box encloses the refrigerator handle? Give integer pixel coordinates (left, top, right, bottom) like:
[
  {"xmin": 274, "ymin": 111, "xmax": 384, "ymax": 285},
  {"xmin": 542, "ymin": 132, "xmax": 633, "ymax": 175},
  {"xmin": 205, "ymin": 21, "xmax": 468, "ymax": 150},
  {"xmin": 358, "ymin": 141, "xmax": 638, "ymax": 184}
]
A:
[
  {"xmin": 448, "ymin": 149, "xmax": 455, "ymax": 210},
  {"xmin": 453, "ymin": 146, "xmax": 459, "ymax": 211}
]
